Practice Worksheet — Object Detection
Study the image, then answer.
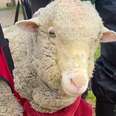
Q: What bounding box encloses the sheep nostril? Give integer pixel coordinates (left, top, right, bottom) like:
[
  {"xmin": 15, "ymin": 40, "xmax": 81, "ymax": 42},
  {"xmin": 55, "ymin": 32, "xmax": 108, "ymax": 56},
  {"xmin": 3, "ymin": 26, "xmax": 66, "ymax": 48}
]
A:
[
  {"xmin": 70, "ymin": 77, "xmax": 88, "ymax": 90},
  {"xmin": 70, "ymin": 78, "xmax": 78, "ymax": 88}
]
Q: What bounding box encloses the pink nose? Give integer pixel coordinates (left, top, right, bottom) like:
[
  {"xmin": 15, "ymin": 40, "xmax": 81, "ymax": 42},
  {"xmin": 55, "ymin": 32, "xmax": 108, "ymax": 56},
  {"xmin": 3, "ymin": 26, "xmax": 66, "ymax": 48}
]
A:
[{"xmin": 62, "ymin": 72, "xmax": 88, "ymax": 96}]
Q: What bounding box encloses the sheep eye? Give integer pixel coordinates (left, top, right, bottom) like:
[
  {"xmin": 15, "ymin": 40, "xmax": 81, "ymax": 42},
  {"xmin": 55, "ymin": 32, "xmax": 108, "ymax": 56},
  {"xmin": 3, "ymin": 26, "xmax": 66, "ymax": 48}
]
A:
[{"xmin": 48, "ymin": 31, "xmax": 56, "ymax": 38}]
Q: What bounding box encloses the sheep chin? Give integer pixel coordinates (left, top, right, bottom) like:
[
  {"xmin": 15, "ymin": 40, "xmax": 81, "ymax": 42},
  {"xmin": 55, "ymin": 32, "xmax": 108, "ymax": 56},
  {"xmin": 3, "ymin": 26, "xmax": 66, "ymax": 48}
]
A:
[{"xmin": 31, "ymin": 87, "xmax": 77, "ymax": 113}]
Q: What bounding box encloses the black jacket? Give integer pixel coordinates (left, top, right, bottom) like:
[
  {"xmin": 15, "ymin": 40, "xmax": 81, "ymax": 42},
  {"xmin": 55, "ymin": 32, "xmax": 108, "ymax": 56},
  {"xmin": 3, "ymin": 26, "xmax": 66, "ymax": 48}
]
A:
[
  {"xmin": 92, "ymin": 0, "xmax": 116, "ymax": 103},
  {"xmin": 95, "ymin": 0, "xmax": 116, "ymax": 31},
  {"xmin": 92, "ymin": 42, "xmax": 116, "ymax": 103}
]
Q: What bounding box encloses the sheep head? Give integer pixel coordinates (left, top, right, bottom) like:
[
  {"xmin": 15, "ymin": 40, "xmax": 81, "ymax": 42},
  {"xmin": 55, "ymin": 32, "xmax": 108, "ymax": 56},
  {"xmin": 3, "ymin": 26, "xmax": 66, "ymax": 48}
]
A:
[{"xmin": 16, "ymin": 0, "xmax": 109, "ymax": 113}]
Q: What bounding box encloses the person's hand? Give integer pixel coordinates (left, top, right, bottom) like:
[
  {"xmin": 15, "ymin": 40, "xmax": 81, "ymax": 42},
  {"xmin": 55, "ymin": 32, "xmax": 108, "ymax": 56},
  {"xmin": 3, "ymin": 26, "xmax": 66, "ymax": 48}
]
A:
[{"xmin": 101, "ymin": 31, "xmax": 116, "ymax": 43}]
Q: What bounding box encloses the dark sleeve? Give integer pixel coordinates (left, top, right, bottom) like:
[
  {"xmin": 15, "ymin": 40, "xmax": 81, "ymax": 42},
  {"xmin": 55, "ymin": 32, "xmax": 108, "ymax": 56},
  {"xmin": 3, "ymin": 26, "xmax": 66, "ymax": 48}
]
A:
[
  {"xmin": 92, "ymin": 42, "xmax": 116, "ymax": 103},
  {"xmin": 30, "ymin": 0, "xmax": 52, "ymax": 13},
  {"xmin": 91, "ymin": 57, "xmax": 116, "ymax": 103},
  {"xmin": 95, "ymin": 0, "xmax": 116, "ymax": 31}
]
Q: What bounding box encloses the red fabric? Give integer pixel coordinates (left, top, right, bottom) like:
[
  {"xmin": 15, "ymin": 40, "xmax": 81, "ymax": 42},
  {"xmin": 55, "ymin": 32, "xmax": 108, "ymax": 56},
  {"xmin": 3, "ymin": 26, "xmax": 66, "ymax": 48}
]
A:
[
  {"xmin": 0, "ymin": 48, "xmax": 14, "ymax": 89},
  {"xmin": 14, "ymin": 93, "xmax": 92, "ymax": 116},
  {"xmin": 0, "ymin": 47, "xmax": 92, "ymax": 116}
]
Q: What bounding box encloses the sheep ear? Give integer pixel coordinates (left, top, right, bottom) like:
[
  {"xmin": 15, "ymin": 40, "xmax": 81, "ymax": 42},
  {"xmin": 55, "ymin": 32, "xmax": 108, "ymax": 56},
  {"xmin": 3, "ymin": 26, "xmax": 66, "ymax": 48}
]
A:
[
  {"xmin": 16, "ymin": 19, "xmax": 39, "ymax": 32},
  {"xmin": 101, "ymin": 31, "xmax": 116, "ymax": 43}
]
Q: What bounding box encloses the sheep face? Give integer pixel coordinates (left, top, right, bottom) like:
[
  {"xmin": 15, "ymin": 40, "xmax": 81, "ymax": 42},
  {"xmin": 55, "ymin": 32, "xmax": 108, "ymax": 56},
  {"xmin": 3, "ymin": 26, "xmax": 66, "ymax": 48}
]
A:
[{"xmin": 16, "ymin": 0, "xmax": 103, "ymax": 112}]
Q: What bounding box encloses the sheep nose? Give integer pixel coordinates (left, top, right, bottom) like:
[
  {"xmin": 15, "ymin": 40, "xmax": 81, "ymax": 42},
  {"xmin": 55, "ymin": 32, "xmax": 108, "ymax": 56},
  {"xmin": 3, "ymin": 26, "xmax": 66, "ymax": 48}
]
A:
[{"xmin": 62, "ymin": 71, "xmax": 88, "ymax": 96}]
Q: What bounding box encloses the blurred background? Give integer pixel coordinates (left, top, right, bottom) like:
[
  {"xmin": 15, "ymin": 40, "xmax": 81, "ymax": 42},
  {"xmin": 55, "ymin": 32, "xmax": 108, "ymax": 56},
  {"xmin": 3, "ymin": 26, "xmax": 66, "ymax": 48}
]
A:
[{"xmin": 0, "ymin": 0, "xmax": 23, "ymax": 28}]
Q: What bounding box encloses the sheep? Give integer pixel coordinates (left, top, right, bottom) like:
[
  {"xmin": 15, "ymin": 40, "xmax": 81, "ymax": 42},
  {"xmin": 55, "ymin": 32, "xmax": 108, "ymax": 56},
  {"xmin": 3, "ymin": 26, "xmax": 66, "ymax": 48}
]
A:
[{"xmin": 0, "ymin": 0, "xmax": 114, "ymax": 115}]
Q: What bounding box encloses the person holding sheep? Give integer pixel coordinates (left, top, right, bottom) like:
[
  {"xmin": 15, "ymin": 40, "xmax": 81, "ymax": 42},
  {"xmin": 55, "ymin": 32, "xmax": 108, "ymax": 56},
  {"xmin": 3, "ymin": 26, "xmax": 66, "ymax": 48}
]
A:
[{"xmin": 92, "ymin": 0, "xmax": 116, "ymax": 116}]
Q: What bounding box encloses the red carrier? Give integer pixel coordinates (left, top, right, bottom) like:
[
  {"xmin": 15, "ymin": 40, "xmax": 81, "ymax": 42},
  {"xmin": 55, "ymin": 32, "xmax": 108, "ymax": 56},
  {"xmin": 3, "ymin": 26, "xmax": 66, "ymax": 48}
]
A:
[{"xmin": 0, "ymin": 25, "xmax": 92, "ymax": 116}]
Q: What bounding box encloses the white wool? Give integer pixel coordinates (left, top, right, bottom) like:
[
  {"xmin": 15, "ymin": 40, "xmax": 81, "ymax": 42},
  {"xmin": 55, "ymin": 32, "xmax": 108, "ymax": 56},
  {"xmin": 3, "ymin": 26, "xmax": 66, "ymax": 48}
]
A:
[{"xmin": 0, "ymin": 80, "xmax": 23, "ymax": 116}]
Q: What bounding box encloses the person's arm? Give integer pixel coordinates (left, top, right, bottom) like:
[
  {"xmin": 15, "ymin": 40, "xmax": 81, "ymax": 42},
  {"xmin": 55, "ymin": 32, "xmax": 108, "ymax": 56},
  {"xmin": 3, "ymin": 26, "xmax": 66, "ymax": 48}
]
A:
[{"xmin": 95, "ymin": 0, "xmax": 116, "ymax": 31}]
